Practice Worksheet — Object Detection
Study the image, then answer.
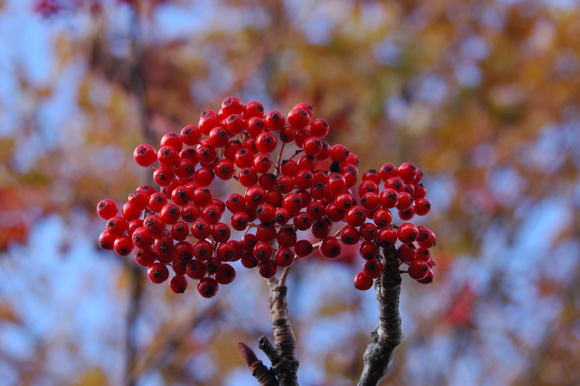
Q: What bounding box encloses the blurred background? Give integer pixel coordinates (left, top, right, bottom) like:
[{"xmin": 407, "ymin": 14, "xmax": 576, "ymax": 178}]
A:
[{"xmin": 1, "ymin": 0, "xmax": 580, "ymax": 385}]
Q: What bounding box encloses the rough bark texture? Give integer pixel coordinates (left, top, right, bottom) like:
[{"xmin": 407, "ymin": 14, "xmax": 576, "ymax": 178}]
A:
[
  {"xmin": 358, "ymin": 246, "xmax": 403, "ymax": 386},
  {"xmin": 240, "ymin": 270, "xmax": 299, "ymax": 385}
]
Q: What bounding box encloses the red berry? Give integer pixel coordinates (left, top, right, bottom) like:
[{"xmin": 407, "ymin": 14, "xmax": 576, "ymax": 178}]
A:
[
  {"xmin": 308, "ymin": 118, "xmax": 329, "ymax": 138},
  {"xmin": 311, "ymin": 219, "xmax": 331, "ymax": 239},
  {"xmin": 113, "ymin": 236, "xmax": 133, "ymax": 256},
  {"xmin": 226, "ymin": 193, "xmax": 247, "ymax": 213},
  {"xmin": 253, "ymin": 241, "xmax": 273, "ymax": 261},
  {"xmin": 379, "ymin": 188, "xmax": 398, "ymax": 208},
  {"xmin": 408, "ymin": 259, "xmax": 429, "ymax": 280},
  {"xmin": 192, "ymin": 240, "xmax": 212, "ymax": 260},
  {"xmin": 282, "ymin": 193, "xmax": 303, "ymax": 214},
  {"xmin": 133, "ymin": 144, "xmax": 157, "ymax": 167},
  {"xmin": 255, "ymin": 222, "xmax": 277, "ymax": 242},
  {"xmin": 274, "ymin": 208, "xmax": 291, "ymax": 224},
  {"xmin": 247, "ymin": 116, "xmax": 265, "ymax": 136},
  {"xmin": 244, "ymin": 101, "xmax": 265, "ymax": 119},
  {"xmin": 293, "ymin": 212, "xmax": 313, "ymax": 231},
  {"xmin": 147, "ymin": 263, "xmax": 169, "ymax": 284},
  {"xmin": 255, "ymin": 132, "xmax": 278, "ymax": 153},
  {"xmin": 197, "ymin": 277, "xmax": 219, "ymax": 298},
  {"xmin": 214, "ymin": 159, "xmax": 235, "ymax": 180},
  {"xmin": 280, "ymin": 126, "xmax": 297, "ymax": 143},
  {"xmin": 376, "ymin": 227, "xmax": 397, "ymax": 247},
  {"xmin": 260, "ymin": 173, "xmax": 277, "ymax": 190},
  {"xmin": 210, "ymin": 222, "xmax": 231, "ymax": 242},
  {"xmin": 180, "ymin": 125, "xmax": 201, "ymax": 146},
  {"xmin": 398, "ymin": 243, "xmax": 417, "ymax": 263},
  {"xmin": 185, "ymin": 260, "xmax": 206, "ymax": 279},
  {"xmin": 302, "ymin": 136, "xmax": 323, "ymax": 156},
  {"xmin": 325, "ymin": 202, "xmax": 345, "ymax": 222},
  {"xmin": 153, "ymin": 166, "xmax": 175, "ymax": 186},
  {"xmin": 360, "ymin": 192, "xmax": 380, "ymax": 211},
  {"xmin": 275, "ymin": 227, "xmax": 297, "ymax": 248},
  {"xmin": 396, "ymin": 192, "xmax": 414, "ymax": 210},
  {"xmin": 157, "ymin": 146, "xmax": 179, "ymax": 167},
  {"xmin": 414, "ymin": 198, "xmax": 431, "ymax": 216},
  {"xmin": 194, "ymin": 167, "xmax": 215, "ymax": 186},
  {"xmin": 215, "ymin": 263, "xmax": 237, "ymax": 284},
  {"xmin": 385, "ymin": 176, "xmax": 404, "ymax": 192},
  {"xmin": 417, "ymin": 269, "xmax": 434, "ymax": 284},
  {"xmin": 258, "ymin": 260, "xmax": 278, "ymax": 278},
  {"xmin": 234, "ymin": 148, "xmax": 253, "ymax": 168},
  {"xmin": 238, "ymin": 167, "xmax": 258, "ymax": 187},
  {"xmin": 314, "ymin": 140, "xmax": 331, "ymax": 161},
  {"xmin": 359, "ymin": 240, "xmax": 379, "ymax": 260},
  {"xmin": 334, "ymin": 192, "xmax": 355, "ymax": 211},
  {"xmin": 329, "ymin": 144, "xmax": 349, "ymax": 162},
  {"xmin": 160, "ymin": 132, "xmax": 183, "ymax": 151},
  {"xmin": 327, "ymin": 173, "xmax": 347, "ymax": 195},
  {"xmin": 379, "ymin": 163, "xmax": 397, "ymax": 180},
  {"xmin": 340, "ymin": 225, "xmax": 360, "ymax": 245},
  {"xmin": 354, "ymin": 271, "xmax": 373, "ymax": 291},
  {"xmin": 358, "ymin": 180, "xmax": 379, "ymax": 196},
  {"xmin": 274, "ymin": 248, "xmax": 295, "ymax": 267},
  {"xmin": 127, "ymin": 191, "xmax": 146, "ymax": 212},
  {"xmin": 172, "ymin": 241, "xmax": 192, "ymax": 262},
  {"xmin": 294, "ymin": 240, "xmax": 314, "ymax": 257},
  {"xmin": 398, "ymin": 207, "xmax": 416, "ymax": 221},
  {"xmin": 256, "ymin": 203, "xmax": 276, "ymax": 223},
  {"xmin": 169, "ymin": 275, "xmax": 188, "ymax": 293},
  {"xmin": 397, "ymin": 162, "xmax": 418, "ymax": 182},
  {"xmin": 131, "ymin": 226, "xmax": 154, "ymax": 249},
  {"xmin": 397, "ymin": 222, "xmax": 419, "ymax": 244},
  {"xmin": 222, "ymin": 96, "xmax": 244, "ymax": 115},
  {"xmin": 362, "ymin": 259, "xmax": 383, "ymax": 279},
  {"xmin": 297, "ymin": 154, "xmax": 317, "ymax": 171},
  {"xmin": 97, "ymin": 199, "xmax": 118, "ymax": 220},
  {"xmin": 320, "ymin": 236, "xmax": 342, "ymax": 258},
  {"xmin": 134, "ymin": 247, "xmax": 156, "ymax": 267},
  {"xmin": 287, "ymin": 107, "xmax": 311, "ymax": 129},
  {"xmin": 230, "ymin": 211, "xmax": 250, "ymax": 231},
  {"xmin": 359, "ymin": 223, "xmax": 378, "ymax": 241},
  {"xmin": 306, "ymin": 201, "xmax": 326, "ymax": 220},
  {"xmin": 345, "ymin": 205, "xmax": 367, "ymax": 227},
  {"xmin": 253, "ymin": 153, "xmax": 273, "ymax": 173},
  {"xmin": 171, "ymin": 222, "xmax": 189, "ymax": 241},
  {"xmin": 191, "ymin": 219, "xmax": 211, "ymax": 239},
  {"xmin": 127, "ymin": 219, "xmax": 144, "ymax": 236},
  {"xmin": 106, "ymin": 216, "xmax": 128, "ymax": 235},
  {"xmin": 373, "ymin": 208, "xmax": 393, "ymax": 228},
  {"xmin": 245, "ymin": 185, "xmax": 267, "ymax": 208},
  {"xmin": 264, "ymin": 110, "xmax": 285, "ymax": 131}
]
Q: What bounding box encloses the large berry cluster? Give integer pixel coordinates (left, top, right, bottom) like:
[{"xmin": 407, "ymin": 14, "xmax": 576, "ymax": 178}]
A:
[
  {"xmin": 97, "ymin": 97, "xmax": 436, "ymax": 297},
  {"xmin": 34, "ymin": 0, "xmax": 167, "ymax": 18}
]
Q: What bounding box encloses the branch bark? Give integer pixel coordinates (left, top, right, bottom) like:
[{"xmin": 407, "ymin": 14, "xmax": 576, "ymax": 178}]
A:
[
  {"xmin": 358, "ymin": 246, "xmax": 403, "ymax": 386},
  {"xmin": 240, "ymin": 268, "xmax": 299, "ymax": 385}
]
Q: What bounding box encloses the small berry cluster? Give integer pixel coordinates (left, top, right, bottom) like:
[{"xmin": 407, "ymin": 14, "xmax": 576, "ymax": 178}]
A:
[{"xmin": 97, "ymin": 97, "xmax": 436, "ymax": 297}]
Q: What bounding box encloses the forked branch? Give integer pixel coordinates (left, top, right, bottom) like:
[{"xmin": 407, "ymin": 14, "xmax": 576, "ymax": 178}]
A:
[{"xmin": 239, "ymin": 268, "xmax": 299, "ymax": 385}]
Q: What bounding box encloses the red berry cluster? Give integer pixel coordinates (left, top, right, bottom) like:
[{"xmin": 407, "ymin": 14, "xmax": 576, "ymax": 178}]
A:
[
  {"xmin": 33, "ymin": 0, "xmax": 167, "ymax": 18},
  {"xmin": 97, "ymin": 97, "xmax": 436, "ymax": 297}
]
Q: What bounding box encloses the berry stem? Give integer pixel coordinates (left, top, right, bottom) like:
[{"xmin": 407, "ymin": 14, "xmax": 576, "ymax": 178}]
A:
[
  {"xmin": 275, "ymin": 142, "xmax": 287, "ymax": 177},
  {"xmin": 357, "ymin": 246, "xmax": 403, "ymax": 386}
]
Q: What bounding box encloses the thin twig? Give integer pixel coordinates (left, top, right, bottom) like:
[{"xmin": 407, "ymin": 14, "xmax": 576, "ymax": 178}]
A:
[{"xmin": 238, "ymin": 342, "xmax": 278, "ymax": 386}]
